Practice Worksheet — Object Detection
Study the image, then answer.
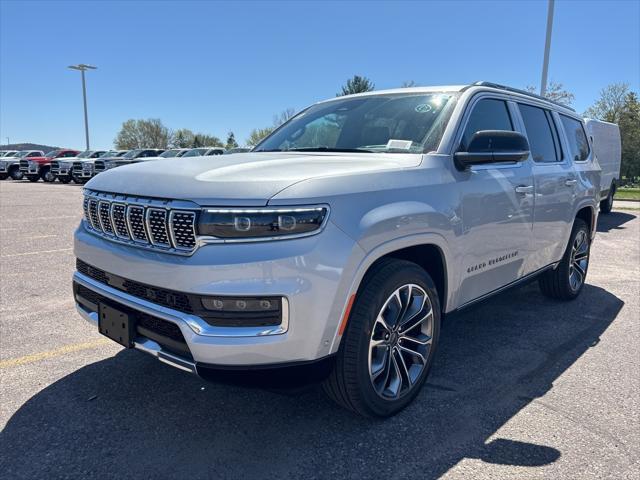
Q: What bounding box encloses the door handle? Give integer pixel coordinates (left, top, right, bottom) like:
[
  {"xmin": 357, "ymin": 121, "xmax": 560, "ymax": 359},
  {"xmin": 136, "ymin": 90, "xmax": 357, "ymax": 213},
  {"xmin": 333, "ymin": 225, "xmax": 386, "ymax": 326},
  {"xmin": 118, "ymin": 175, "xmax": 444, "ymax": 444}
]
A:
[
  {"xmin": 565, "ymin": 179, "xmax": 578, "ymax": 186},
  {"xmin": 515, "ymin": 185, "xmax": 534, "ymax": 195}
]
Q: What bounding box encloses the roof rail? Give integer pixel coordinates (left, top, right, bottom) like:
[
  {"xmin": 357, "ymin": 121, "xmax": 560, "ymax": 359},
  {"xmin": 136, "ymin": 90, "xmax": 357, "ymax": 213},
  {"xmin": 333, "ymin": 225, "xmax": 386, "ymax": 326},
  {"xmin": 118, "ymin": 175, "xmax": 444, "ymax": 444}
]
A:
[{"xmin": 468, "ymin": 81, "xmax": 575, "ymax": 112}]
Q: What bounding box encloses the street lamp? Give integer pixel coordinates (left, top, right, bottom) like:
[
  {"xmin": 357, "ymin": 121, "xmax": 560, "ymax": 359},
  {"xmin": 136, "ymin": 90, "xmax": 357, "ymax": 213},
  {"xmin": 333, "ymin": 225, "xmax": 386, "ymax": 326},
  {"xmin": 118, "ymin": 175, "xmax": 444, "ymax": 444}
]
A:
[
  {"xmin": 68, "ymin": 64, "xmax": 97, "ymax": 150},
  {"xmin": 540, "ymin": 0, "xmax": 555, "ymax": 96}
]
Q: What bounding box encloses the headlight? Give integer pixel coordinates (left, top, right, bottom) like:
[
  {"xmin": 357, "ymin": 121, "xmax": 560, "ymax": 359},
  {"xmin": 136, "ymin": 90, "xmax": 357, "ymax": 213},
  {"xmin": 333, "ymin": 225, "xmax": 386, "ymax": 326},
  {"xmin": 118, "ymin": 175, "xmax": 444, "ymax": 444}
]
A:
[{"xmin": 198, "ymin": 206, "xmax": 328, "ymax": 241}]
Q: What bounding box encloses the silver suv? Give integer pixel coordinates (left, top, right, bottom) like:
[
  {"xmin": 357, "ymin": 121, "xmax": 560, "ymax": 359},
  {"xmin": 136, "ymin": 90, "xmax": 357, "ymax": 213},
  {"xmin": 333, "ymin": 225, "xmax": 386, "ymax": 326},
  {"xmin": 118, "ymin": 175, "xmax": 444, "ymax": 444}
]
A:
[{"xmin": 73, "ymin": 82, "xmax": 601, "ymax": 417}]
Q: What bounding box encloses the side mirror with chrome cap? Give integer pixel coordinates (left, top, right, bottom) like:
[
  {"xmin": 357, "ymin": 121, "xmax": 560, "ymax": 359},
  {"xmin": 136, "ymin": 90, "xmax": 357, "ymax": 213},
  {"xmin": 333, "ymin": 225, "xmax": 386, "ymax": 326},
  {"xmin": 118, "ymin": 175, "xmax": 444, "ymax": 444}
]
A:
[{"xmin": 455, "ymin": 130, "xmax": 530, "ymax": 169}]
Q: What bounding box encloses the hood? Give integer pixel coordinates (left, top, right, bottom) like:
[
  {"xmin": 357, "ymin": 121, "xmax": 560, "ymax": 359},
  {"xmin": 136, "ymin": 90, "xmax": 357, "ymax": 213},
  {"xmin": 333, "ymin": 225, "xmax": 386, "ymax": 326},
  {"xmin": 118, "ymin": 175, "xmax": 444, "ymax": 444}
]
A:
[{"xmin": 86, "ymin": 152, "xmax": 421, "ymax": 206}]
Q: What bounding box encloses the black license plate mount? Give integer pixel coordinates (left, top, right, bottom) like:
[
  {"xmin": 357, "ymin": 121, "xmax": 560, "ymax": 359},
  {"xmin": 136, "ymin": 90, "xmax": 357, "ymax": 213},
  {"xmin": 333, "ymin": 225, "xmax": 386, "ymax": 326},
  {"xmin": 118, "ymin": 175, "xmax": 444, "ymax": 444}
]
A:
[{"xmin": 98, "ymin": 302, "xmax": 136, "ymax": 348}]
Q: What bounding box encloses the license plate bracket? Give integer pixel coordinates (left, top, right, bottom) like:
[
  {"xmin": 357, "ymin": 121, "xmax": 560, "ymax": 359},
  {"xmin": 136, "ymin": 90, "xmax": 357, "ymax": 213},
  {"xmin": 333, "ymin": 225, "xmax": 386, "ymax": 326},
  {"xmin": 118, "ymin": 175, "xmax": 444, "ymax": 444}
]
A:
[{"xmin": 98, "ymin": 302, "xmax": 136, "ymax": 348}]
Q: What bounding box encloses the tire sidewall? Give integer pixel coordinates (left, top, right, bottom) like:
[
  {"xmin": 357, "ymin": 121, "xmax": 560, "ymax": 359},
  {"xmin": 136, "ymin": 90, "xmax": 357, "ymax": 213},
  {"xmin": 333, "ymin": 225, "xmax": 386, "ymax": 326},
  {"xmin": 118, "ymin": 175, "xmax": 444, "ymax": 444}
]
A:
[
  {"xmin": 349, "ymin": 263, "xmax": 441, "ymax": 417},
  {"xmin": 558, "ymin": 220, "xmax": 591, "ymax": 298}
]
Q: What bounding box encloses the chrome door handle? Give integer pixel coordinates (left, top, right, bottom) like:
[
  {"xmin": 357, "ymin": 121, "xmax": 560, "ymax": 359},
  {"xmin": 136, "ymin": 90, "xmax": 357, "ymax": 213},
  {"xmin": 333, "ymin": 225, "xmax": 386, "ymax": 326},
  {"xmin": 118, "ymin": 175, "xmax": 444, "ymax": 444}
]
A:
[
  {"xmin": 515, "ymin": 185, "xmax": 534, "ymax": 195},
  {"xmin": 565, "ymin": 179, "xmax": 577, "ymax": 186}
]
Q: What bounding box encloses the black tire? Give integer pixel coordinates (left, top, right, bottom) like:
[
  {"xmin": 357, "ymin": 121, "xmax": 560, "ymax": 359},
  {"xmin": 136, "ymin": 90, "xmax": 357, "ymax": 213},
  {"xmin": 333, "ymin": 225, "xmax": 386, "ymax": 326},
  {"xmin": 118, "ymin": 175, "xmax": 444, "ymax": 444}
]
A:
[
  {"xmin": 0, "ymin": 174, "xmax": 7, "ymax": 180},
  {"xmin": 41, "ymin": 167, "xmax": 55, "ymax": 183},
  {"xmin": 322, "ymin": 258, "xmax": 441, "ymax": 417},
  {"xmin": 26, "ymin": 175, "xmax": 40, "ymax": 182},
  {"xmin": 599, "ymin": 183, "xmax": 615, "ymax": 214},
  {"xmin": 9, "ymin": 167, "xmax": 23, "ymax": 180},
  {"xmin": 539, "ymin": 218, "xmax": 590, "ymax": 301},
  {"xmin": 73, "ymin": 176, "xmax": 86, "ymax": 184},
  {"xmin": 59, "ymin": 176, "xmax": 71, "ymax": 184}
]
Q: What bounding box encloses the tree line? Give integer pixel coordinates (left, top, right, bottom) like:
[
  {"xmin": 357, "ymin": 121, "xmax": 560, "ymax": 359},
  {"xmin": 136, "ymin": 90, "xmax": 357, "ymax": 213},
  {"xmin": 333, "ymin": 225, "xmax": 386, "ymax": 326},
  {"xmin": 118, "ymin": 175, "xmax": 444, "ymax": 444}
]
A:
[{"xmin": 113, "ymin": 75, "xmax": 639, "ymax": 179}]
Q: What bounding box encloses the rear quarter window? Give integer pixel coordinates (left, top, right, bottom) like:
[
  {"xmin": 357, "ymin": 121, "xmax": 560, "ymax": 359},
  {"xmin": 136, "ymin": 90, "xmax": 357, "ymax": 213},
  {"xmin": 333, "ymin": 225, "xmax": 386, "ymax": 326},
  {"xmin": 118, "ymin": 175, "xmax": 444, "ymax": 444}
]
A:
[
  {"xmin": 518, "ymin": 104, "xmax": 560, "ymax": 163},
  {"xmin": 560, "ymin": 115, "xmax": 590, "ymax": 161}
]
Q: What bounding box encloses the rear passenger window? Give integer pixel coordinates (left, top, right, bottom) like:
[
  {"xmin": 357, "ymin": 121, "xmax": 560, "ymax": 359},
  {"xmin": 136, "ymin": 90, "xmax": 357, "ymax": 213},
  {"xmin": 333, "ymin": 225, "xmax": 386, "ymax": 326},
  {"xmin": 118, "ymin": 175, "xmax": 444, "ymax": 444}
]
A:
[
  {"xmin": 518, "ymin": 104, "xmax": 560, "ymax": 163},
  {"xmin": 461, "ymin": 99, "xmax": 513, "ymax": 150},
  {"xmin": 560, "ymin": 115, "xmax": 590, "ymax": 161}
]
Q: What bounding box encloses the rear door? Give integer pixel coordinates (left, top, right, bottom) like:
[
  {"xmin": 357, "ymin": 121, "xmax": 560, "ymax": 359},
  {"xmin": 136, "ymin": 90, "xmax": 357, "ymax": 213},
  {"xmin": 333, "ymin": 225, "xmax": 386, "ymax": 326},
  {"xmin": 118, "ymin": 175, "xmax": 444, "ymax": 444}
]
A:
[
  {"xmin": 454, "ymin": 96, "xmax": 535, "ymax": 306},
  {"xmin": 516, "ymin": 103, "xmax": 575, "ymax": 272}
]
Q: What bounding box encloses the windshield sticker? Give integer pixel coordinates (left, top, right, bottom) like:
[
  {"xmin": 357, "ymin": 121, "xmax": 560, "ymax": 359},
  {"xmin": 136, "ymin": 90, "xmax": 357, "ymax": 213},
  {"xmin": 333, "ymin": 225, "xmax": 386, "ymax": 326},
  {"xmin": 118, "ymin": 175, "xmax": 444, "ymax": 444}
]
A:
[
  {"xmin": 386, "ymin": 139, "xmax": 413, "ymax": 150},
  {"xmin": 415, "ymin": 103, "xmax": 432, "ymax": 113}
]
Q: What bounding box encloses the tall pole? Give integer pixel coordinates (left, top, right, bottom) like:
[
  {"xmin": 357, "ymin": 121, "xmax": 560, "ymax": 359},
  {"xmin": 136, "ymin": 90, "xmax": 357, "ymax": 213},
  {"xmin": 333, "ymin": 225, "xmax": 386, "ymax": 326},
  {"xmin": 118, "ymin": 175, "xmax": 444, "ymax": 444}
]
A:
[
  {"xmin": 68, "ymin": 64, "xmax": 96, "ymax": 150},
  {"xmin": 540, "ymin": 0, "xmax": 555, "ymax": 96},
  {"xmin": 81, "ymin": 69, "xmax": 90, "ymax": 150}
]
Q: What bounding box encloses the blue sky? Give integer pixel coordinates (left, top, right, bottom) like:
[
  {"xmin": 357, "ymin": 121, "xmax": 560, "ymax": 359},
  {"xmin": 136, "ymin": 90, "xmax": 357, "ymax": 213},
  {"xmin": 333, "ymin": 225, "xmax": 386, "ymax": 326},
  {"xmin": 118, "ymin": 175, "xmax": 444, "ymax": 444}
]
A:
[{"xmin": 1, "ymin": 0, "xmax": 638, "ymax": 150}]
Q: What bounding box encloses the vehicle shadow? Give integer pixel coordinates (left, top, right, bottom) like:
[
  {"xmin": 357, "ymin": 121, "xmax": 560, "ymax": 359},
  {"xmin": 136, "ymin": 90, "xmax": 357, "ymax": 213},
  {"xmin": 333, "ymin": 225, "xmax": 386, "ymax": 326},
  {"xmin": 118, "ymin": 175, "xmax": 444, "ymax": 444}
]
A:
[
  {"xmin": 597, "ymin": 210, "xmax": 637, "ymax": 232},
  {"xmin": 0, "ymin": 283, "xmax": 623, "ymax": 479}
]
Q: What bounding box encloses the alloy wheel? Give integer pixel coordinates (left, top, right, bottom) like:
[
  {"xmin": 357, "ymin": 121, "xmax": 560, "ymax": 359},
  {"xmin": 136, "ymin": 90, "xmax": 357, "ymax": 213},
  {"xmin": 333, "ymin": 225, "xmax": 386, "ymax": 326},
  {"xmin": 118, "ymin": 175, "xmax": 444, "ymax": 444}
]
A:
[
  {"xmin": 568, "ymin": 230, "xmax": 589, "ymax": 291},
  {"xmin": 368, "ymin": 284, "xmax": 434, "ymax": 400}
]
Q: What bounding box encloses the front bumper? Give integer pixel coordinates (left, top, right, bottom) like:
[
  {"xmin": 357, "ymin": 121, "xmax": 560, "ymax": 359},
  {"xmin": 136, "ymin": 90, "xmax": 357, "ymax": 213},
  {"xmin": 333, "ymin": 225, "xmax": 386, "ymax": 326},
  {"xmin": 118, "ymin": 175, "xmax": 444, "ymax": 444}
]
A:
[{"xmin": 74, "ymin": 220, "xmax": 364, "ymax": 369}]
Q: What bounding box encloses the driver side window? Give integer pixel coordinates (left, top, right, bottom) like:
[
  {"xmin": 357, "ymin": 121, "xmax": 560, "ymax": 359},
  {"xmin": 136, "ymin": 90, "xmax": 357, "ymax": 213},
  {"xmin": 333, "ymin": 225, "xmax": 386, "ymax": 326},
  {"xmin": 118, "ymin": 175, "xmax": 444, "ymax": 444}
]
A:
[{"xmin": 461, "ymin": 98, "xmax": 513, "ymax": 150}]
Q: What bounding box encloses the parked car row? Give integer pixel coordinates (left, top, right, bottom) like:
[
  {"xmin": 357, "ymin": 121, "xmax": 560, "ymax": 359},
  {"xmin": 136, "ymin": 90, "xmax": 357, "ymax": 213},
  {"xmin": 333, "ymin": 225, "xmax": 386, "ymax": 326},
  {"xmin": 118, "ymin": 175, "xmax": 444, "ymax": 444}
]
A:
[{"xmin": 0, "ymin": 146, "xmax": 247, "ymax": 183}]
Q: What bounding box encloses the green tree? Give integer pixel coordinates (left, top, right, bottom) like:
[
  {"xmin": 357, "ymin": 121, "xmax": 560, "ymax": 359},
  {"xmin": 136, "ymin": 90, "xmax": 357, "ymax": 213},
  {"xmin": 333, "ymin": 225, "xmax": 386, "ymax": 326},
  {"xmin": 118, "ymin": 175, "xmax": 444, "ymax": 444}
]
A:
[
  {"xmin": 114, "ymin": 119, "xmax": 172, "ymax": 149},
  {"xmin": 195, "ymin": 133, "xmax": 223, "ymax": 147},
  {"xmin": 526, "ymin": 81, "xmax": 575, "ymax": 106},
  {"xmin": 618, "ymin": 92, "xmax": 640, "ymax": 180},
  {"xmin": 400, "ymin": 80, "xmax": 417, "ymax": 88},
  {"xmin": 171, "ymin": 128, "xmax": 195, "ymax": 148},
  {"xmin": 246, "ymin": 127, "xmax": 275, "ymax": 147},
  {"xmin": 337, "ymin": 75, "xmax": 375, "ymax": 96},
  {"xmin": 584, "ymin": 83, "xmax": 630, "ymax": 122},
  {"xmin": 225, "ymin": 131, "xmax": 238, "ymax": 150},
  {"xmin": 273, "ymin": 108, "xmax": 296, "ymax": 126}
]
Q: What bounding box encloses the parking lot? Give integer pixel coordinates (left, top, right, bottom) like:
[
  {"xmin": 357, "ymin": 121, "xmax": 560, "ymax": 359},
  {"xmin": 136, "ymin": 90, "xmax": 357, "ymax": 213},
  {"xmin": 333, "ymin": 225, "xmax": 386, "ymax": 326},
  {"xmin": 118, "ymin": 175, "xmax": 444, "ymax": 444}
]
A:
[{"xmin": 0, "ymin": 180, "xmax": 638, "ymax": 479}]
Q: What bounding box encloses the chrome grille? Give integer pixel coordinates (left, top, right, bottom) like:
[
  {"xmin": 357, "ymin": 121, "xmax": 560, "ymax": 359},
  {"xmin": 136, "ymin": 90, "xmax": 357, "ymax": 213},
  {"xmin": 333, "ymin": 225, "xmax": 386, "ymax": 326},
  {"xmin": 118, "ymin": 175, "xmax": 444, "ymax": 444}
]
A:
[
  {"xmin": 83, "ymin": 191, "xmax": 200, "ymax": 255},
  {"xmin": 51, "ymin": 160, "xmax": 60, "ymax": 173},
  {"xmin": 73, "ymin": 162, "xmax": 83, "ymax": 173},
  {"xmin": 94, "ymin": 160, "xmax": 106, "ymax": 172},
  {"xmin": 111, "ymin": 204, "xmax": 129, "ymax": 239},
  {"xmin": 19, "ymin": 160, "xmax": 29, "ymax": 171},
  {"xmin": 147, "ymin": 208, "xmax": 171, "ymax": 246}
]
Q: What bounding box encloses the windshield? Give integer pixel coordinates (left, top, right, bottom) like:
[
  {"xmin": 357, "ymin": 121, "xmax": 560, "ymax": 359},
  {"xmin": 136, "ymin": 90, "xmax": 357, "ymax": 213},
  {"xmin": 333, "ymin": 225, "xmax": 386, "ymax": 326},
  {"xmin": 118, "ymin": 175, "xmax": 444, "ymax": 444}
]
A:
[
  {"xmin": 99, "ymin": 151, "xmax": 117, "ymax": 158},
  {"xmin": 122, "ymin": 149, "xmax": 144, "ymax": 159},
  {"xmin": 182, "ymin": 148, "xmax": 208, "ymax": 157},
  {"xmin": 45, "ymin": 150, "xmax": 61, "ymax": 157},
  {"xmin": 255, "ymin": 92, "xmax": 458, "ymax": 154},
  {"xmin": 16, "ymin": 151, "xmax": 34, "ymax": 157},
  {"xmin": 159, "ymin": 150, "xmax": 181, "ymax": 158},
  {"xmin": 77, "ymin": 151, "xmax": 94, "ymax": 158}
]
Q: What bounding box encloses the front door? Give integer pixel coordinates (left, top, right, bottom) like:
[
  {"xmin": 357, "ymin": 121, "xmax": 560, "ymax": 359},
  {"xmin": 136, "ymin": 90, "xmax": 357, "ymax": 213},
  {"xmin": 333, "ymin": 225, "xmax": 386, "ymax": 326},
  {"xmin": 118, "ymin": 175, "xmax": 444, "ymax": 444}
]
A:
[{"xmin": 454, "ymin": 97, "xmax": 535, "ymax": 306}]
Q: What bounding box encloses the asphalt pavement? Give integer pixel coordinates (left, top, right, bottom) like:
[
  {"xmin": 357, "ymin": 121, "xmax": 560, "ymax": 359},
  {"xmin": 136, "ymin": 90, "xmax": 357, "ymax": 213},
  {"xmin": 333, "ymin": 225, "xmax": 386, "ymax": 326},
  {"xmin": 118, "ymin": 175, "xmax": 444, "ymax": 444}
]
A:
[{"xmin": 1, "ymin": 180, "xmax": 638, "ymax": 479}]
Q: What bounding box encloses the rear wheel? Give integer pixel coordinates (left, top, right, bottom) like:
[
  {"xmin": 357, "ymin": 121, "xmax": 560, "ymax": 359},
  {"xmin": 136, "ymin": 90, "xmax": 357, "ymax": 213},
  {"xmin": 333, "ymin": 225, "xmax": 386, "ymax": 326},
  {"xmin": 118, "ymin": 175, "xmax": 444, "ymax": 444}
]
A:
[
  {"xmin": 539, "ymin": 218, "xmax": 590, "ymax": 300},
  {"xmin": 0, "ymin": 174, "xmax": 7, "ymax": 180},
  {"xmin": 26, "ymin": 175, "xmax": 40, "ymax": 182},
  {"xmin": 73, "ymin": 176, "xmax": 86, "ymax": 184},
  {"xmin": 59, "ymin": 176, "xmax": 71, "ymax": 184},
  {"xmin": 599, "ymin": 183, "xmax": 615, "ymax": 214},
  {"xmin": 9, "ymin": 167, "xmax": 23, "ymax": 180},
  {"xmin": 323, "ymin": 259, "xmax": 441, "ymax": 417}
]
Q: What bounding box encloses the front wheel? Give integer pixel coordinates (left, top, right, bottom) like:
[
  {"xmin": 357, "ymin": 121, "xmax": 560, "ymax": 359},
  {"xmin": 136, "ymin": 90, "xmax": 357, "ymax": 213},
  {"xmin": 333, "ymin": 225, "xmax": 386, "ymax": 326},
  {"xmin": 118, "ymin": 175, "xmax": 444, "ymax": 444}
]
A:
[
  {"xmin": 0, "ymin": 174, "xmax": 7, "ymax": 180},
  {"xmin": 600, "ymin": 184, "xmax": 615, "ymax": 214},
  {"xmin": 59, "ymin": 176, "xmax": 71, "ymax": 184},
  {"xmin": 41, "ymin": 168, "xmax": 55, "ymax": 182},
  {"xmin": 73, "ymin": 176, "xmax": 86, "ymax": 184},
  {"xmin": 9, "ymin": 167, "xmax": 23, "ymax": 180},
  {"xmin": 26, "ymin": 175, "xmax": 40, "ymax": 182},
  {"xmin": 323, "ymin": 259, "xmax": 441, "ymax": 417},
  {"xmin": 539, "ymin": 218, "xmax": 590, "ymax": 300}
]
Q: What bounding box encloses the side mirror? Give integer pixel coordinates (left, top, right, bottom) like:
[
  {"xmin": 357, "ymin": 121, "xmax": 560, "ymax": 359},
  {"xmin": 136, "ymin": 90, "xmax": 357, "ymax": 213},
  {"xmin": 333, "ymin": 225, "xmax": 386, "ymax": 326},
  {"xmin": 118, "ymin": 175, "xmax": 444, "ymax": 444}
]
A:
[{"xmin": 455, "ymin": 130, "xmax": 530, "ymax": 169}]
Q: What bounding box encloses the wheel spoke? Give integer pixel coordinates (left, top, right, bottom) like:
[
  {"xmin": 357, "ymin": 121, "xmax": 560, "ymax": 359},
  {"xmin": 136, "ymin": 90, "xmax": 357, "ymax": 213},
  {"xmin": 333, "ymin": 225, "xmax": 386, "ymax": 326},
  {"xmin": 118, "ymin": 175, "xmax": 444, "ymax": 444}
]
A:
[
  {"xmin": 387, "ymin": 354, "xmax": 402, "ymax": 398},
  {"xmin": 398, "ymin": 344, "xmax": 427, "ymax": 365},
  {"xmin": 400, "ymin": 307, "xmax": 432, "ymax": 334},
  {"xmin": 400, "ymin": 333, "xmax": 432, "ymax": 346},
  {"xmin": 395, "ymin": 347, "xmax": 413, "ymax": 386},
  {"xmin": 371, "ymin": 347, "xmax": 389, "ymax": 381}
]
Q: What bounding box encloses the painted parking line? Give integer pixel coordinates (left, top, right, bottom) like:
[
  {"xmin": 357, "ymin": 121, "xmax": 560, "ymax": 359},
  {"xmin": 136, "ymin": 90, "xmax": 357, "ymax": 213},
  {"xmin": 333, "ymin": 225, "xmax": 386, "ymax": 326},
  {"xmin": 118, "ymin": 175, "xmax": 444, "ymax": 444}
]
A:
[
  {"xmin": 1, "ymin": 247, "xmax": 73, "ymax": 258},
  {"xmin": 0, "ymin": 339, "xmax": 111, "ymax": 369}
]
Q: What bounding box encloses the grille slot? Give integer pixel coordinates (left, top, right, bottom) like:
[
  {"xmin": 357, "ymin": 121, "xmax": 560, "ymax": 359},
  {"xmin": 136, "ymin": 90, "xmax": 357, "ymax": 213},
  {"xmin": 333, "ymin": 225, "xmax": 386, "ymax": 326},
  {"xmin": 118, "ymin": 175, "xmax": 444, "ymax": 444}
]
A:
[
  {"xmin": 19, "ymin": 160, "xmax": 29, "ymax": 171},
  {"xmin": 146, "ymin": 208, "xmax": 171, "ymax": 247},
  {"xmin": 51, "ymin": 161, "xmax": 60, "ymax": 173},
  {"xmin": 88, "ymin": 199, "xmax": 100, "ymax": 230},
  {"xmin": 98, "ymin": 201, "xmax": 114, "ymax": 235},
  {"xmin": 127, "ymin": 205, "xmax": 148, "ymax": 243},
  {"xmin": 111, "ymin": 203, "xmax": 129, "ymax": 239},
  {"xmin": 94, "ymin": 160, "xmax": 106, "ymax": 172},
  {"xmin": 170, "ymin": 211, "xmax": 197, "ymax": 250}
]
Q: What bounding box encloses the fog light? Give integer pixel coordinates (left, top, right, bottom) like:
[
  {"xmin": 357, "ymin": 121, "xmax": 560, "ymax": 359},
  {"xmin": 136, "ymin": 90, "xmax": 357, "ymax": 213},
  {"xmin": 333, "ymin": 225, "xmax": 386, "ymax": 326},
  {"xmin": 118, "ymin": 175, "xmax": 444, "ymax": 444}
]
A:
[{"xmin": 200, "ymin": 296, "xmax": 284, "ymax": 328}]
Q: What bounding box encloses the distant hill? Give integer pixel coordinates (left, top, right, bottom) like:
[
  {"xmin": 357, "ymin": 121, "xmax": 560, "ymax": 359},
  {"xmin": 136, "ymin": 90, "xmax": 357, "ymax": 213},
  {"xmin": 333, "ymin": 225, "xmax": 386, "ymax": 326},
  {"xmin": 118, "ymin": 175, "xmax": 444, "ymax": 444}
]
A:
[{"xmin": 0, "ymin": 143, "xmax": 61, "ymax": 152}]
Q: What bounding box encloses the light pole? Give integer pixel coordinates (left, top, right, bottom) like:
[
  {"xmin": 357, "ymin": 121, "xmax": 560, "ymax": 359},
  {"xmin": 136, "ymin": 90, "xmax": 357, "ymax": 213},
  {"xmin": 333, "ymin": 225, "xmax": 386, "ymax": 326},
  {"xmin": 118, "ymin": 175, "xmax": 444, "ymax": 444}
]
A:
[
  {"xmin": 68, "ymin": 64, "xmax": 97, "ymax": 150},
  {"xmin": 540, "ymin": 0, "xmax": 555, "ymax": 96}
]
